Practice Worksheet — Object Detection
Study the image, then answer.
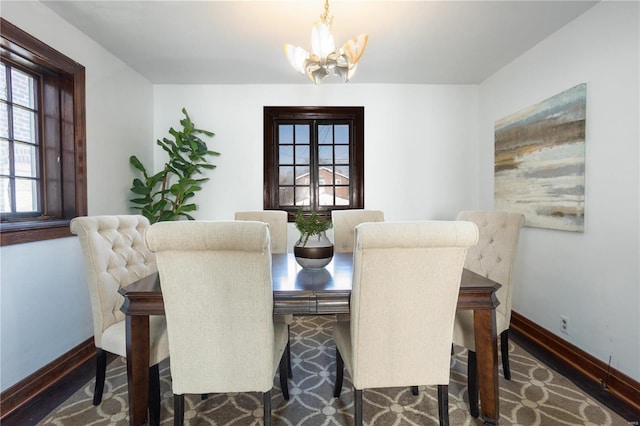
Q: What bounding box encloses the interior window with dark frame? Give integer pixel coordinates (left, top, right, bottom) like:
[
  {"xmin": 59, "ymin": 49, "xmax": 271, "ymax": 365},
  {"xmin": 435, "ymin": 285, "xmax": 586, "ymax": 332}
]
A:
[
  {"xmin": 264, "ymin": 106, "xmax": 364, "ymax": 220},
  {"xmin": 0, "ymin": 19, "xmax": 86, "ymax": 246},
  {"xmin": 1, "ymin": 61, "xmax": 41, "ymax": 217}
]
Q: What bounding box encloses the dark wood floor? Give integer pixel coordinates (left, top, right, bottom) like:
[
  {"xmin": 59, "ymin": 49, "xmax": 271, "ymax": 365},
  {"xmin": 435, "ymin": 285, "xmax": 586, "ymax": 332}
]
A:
[
  {"xmin": 2, "ymin": 339, "xmax": 638, "ymax": 426},
  {"xmin": 2, "ymin": 353, "xmax": 117, "ymax": 426}
]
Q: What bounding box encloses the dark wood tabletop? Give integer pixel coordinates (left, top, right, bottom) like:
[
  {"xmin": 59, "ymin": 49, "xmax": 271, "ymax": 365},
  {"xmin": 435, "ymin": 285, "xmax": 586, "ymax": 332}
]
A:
[{"xmin": 121, "ymin": 252, "xmax": 500, "ymax": 315}]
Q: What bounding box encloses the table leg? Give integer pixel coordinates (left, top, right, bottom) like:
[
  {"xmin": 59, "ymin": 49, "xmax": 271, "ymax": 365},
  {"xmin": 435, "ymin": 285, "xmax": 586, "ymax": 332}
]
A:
[
  {"xmin": 126, "ymin": 314, "xmax": 150, "ymax": 426},
  {"xmin": 473, "ymin": 308, "xmax": 500, "ymax": 425}
]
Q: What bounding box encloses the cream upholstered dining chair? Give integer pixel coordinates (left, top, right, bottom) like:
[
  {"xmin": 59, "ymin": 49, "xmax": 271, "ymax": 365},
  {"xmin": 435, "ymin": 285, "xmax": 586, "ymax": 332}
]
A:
[
  {"xmin": 144, "ymin": 220, "xmax": 290, "ymax": 426},
  {"xmin": 331, "ymin": 209, "xmax": 385, "ymax": 253},
  {"xmin": 70, "ymin": 215, "xmax": 169, "ymax": 424},
  {"xmin": 235, "ymin": 210, "xmax": 294, "ymax": 378},
  {"xmin": 452, "ymin": 210, "xmax": 525, "ymax": 418},
  {"xmin": 333, "ymin": 221, "xmax": 478, "ymax": 426},
  {"xmin": 331, "ymin": 209, "xmax": 385, "ymax": 322},
  {"xmin": 235, "ymin": 210, "xmax": 288, "ymax": 254}
]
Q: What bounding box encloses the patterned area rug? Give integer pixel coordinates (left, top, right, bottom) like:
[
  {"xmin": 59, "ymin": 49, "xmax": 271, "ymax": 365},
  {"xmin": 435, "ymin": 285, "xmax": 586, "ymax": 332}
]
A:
[{"xmin": 39, "ymin": 316, "xmax": 627, "ymax": 425}]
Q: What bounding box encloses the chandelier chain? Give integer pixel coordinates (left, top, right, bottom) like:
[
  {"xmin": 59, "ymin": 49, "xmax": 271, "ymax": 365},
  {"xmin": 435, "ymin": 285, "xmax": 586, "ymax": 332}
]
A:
[{"xmin": 320, "ymin": 0, "xmax": 333, "ymax": 25}]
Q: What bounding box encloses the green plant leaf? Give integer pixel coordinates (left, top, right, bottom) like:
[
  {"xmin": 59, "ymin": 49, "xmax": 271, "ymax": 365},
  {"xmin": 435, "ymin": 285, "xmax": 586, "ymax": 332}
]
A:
[
  {"xmin": 152, "ymin": 199, "xmax": 168, "ymax": 211},
  {"xmin": 130, "ymin": 185, "xmax": 152, "ymax": 195},
  {"xmin": 195, "ymin": 128, "xmax": 215, "ymax": 137},
  {"xmin": 129, "ymin": 156, "xmax": 147, "ymax": 174},
  {"xmin": 168, "ymin": 127, "xmax": 180, "ymax": 137},
  {"xmin": 180, "ymin": 112, "xmax": 194, "ymax": 133},
  {"xmin": 177, "ymin": 203, "xmax": 197, "ymax": 212},
  {"xmin": 130, "ymin": 198, "xmax": 151, "ymax": 205},
  {"xmin": 159, "ymin": 211, "xmax": 177, "ymax": 222}
]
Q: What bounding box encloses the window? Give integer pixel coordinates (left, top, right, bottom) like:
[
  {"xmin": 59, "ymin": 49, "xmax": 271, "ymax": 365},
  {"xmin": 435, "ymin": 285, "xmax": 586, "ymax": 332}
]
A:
[
  {"xmin": 264, "ymin": 106, "xmax": 364, "ymax": 220},
  {"xmin": 0, "ymin": 19, "xmax": 86, "ymax": 246},
  {"xmin": 1, "ymin": 62, "xmax": 41, "ymax": 216}
]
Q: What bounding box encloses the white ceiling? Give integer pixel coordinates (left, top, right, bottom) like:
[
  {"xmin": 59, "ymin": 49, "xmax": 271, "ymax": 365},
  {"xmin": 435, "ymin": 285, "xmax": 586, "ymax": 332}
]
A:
[{"xmin": 40, "ymin": 0, "xmax": 599, "ymax": 85}]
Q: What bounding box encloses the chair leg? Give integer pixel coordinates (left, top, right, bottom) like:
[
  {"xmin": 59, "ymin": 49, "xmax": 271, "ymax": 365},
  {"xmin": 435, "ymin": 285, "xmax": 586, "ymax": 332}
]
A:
[
  {"xmin": 279, "ymin": 351, "xmax": 290, "ymax": 400},
  {"xmin": 467, "ymin": 350, "xmax": 479, "ymax": 418},
  {"xmin": 263, "ymin": 390, "xmax": 272, "ymax": 426},
  {"xmin": 93, "ymin": 348, "xmax": 107, "ymax": 405},
  {"xmin": 333, "ymin": 348, "xmax": 344, "ymax": 397},
  {"xmin": 287, "ymin": 325, "xmax": 293, "ymax": 379},
  {"xmin": 438, "ymin": 385, "xmax": 449, "ymax": 426},
  {"xmin": 354, "ymin": 389, "xmax": 363, "ymax": 426},
  {"xmin": 148, "ymin": 364, "xmax": 161, "ymax": 426},
  {"xmin": 411, "ymin": 386, "xmax": 419, "ymax": 396},
  {"xmin": 173, "ymin": 394, "xmax": 184, "ymax": 426},
  {"xmin": 501, "ymin": 330, "xmax": 511, "ymax": 380}
]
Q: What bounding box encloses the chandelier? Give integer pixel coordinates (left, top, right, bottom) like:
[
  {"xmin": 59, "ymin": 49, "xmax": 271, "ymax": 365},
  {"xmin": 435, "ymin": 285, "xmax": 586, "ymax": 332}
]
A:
[{"xmin": 283, "ymin": 0, "xmax": 368, "ymax": 84}]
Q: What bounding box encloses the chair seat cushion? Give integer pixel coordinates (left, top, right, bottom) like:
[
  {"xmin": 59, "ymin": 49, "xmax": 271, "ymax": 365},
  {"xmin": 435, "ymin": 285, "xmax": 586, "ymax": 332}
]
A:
[
  {"xmin": 333, "ymin": 320, "xmax": 354, "ymax": 374},
  {"xmin": 100, "ymin": 315, "xmax": 170, "ymax": 365},
  {"xmin": 274, "ymin": 314, "xmax": 294, "ymax": 325}
]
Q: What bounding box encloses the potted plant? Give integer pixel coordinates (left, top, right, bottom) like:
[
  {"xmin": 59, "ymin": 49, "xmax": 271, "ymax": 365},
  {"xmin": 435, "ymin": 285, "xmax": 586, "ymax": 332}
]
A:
[
  {"xmin": 294, "ymin": 208, "xmax": 334, "ymax": 269},
  {"xmin": 129, "ymin": 108, "xmax": 220, "ymax": 223}
]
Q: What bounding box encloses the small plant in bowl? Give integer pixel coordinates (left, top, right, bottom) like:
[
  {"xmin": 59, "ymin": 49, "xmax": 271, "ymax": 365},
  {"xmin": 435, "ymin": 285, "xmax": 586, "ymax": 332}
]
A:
[{"xmin": 295, "ymin": 208, "xmax": 333, "ymax": 246}]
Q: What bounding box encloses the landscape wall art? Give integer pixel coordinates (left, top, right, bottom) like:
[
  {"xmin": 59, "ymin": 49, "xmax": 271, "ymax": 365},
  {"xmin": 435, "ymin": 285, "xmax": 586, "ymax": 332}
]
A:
[{"xmin": 494, "ymin": 83, "xmax": 586, "ymax": 232}]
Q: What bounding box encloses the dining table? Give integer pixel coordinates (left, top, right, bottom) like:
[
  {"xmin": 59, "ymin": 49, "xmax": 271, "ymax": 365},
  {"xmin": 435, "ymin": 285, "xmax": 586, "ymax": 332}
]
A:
[{"xmin": 119, "ymin": 252, "xmax": 502, "ymax": 425}]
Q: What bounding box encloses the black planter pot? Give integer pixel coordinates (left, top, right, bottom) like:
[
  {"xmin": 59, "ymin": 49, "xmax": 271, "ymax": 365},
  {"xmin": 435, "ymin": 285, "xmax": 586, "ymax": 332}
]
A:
[{"xmin": 294, "ymin": 231, "xmax": 334, "ymax": 269}]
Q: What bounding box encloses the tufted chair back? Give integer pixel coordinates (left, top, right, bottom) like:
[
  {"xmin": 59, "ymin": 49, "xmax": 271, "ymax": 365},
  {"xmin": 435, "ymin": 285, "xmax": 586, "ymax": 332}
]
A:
[
  {"xmin": 451, "ymin": 210, "xmax": 524, "ymax": 416},
  {"xmin": 235, "ymin": 210, "xmax": 288, "ymax": 254},
  {"xmin": 331, "ymin": 209, "xmax": 385, "ymax": 253},
  {"xmin": 70, "ymin": 215, "xmax": 157, "ymax": 348},
  {"xmin": 456, "ymin": 210, "xmax": 524, "ymax": 327}
]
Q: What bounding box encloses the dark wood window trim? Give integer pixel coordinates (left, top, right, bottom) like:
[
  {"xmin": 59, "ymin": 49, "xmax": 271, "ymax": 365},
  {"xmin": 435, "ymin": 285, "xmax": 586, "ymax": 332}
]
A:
[
  {"xmin": 0, "ymin": 18, "xmax": 87, "ymax": 246},
  {"xmin": 264, "ymin": 106, "xmax": 364, "ymax": 221}
]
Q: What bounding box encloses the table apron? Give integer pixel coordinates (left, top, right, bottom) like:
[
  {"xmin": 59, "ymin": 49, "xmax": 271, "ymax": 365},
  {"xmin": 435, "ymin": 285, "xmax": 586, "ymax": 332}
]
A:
[
  {"xmin": 274, "ymin": 292, "xmax": 351, "ymax": 315},
  {"xmin": 316, "ymin": 293, "xmax": 351, "ymax": 314},
  {"xmin": 273, "ymin": 294, "xmax": 314, "ymax": 314}
]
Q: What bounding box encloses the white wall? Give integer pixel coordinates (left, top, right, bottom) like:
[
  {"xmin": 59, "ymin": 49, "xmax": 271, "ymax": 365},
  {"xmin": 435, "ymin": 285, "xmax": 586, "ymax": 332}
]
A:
[
  {"xmin": 478, "ymin": 1, "xmax": 639, "ymax": 380},
  {"xmin": 153, "ymin": 83, "xmax": 480, "ymax": 241},
  {"xmin": 154, "ymin": 84, "xmax": 479, "ymax": 248},
  {"xmin": 0, "ymin": 2, "xmax": 154, "ymax": 391}
]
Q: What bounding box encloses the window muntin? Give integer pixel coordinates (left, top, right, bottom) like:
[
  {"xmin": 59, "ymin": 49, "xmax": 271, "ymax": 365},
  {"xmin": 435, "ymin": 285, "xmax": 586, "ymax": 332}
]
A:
[
  {"xmin": 0, "ymin": 61, "xmax": 42, "ymax": 216},
  {"xmin": 264, "ymin": 107, "xmax": 364, "ymax": 220}
]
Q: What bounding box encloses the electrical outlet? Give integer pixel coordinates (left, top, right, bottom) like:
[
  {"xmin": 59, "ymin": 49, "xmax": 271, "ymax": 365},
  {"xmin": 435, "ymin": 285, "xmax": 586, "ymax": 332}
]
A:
[{"xmin": 561, "ymin": 315, "xmax": 569, "ymax": 334}]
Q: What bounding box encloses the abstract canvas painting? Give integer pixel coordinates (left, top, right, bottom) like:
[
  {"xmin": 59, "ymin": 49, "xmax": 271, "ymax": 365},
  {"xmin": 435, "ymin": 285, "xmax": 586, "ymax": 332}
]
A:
[{"xmin": 494, "ymin": 83, "xmax": 586, "ymax": 232}]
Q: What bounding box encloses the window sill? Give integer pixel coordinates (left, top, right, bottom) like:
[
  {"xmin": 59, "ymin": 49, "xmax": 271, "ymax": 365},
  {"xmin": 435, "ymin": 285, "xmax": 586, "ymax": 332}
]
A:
[{"xmin": 1, "ymin": 219, "xmax": 73, "ymax": 246}]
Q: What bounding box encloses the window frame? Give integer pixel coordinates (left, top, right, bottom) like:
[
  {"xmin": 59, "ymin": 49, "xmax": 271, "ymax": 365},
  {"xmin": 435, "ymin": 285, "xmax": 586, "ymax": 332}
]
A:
[
  {"xmin": 263, "ymin": 106, "xmax": 364, "ymax": 221},
  {"xmin": 0, "ymin": 18, "xmax": 87, "ymax": 246}
]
